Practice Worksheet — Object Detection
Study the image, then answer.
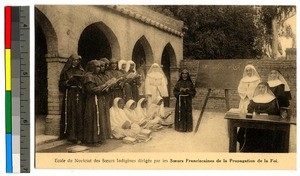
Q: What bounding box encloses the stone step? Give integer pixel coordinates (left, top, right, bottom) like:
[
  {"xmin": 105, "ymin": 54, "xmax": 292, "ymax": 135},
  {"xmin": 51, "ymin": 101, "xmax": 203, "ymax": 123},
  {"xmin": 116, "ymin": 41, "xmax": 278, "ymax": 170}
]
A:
[{"xmin": 36, "ymin": 135, "xmax": 67, "ymax": 152}]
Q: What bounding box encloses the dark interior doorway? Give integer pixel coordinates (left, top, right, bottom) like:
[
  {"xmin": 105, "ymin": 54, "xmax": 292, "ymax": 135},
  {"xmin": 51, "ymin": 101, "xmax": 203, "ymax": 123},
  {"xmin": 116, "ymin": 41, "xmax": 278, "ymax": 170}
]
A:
[
  {"xmin": 161, "ymin": 43, "xmax": 176, "ymax": 107},
  {"xmin": 132, "ymin": 40, "xmax": 146, "ymax": 70},
  {"xmin": 35, "ymin": 22, "xmax": 48, "ymax": 115},
  {"xmin": 78, "ymin": 23, "xmax": 112, "ymax": 68}
]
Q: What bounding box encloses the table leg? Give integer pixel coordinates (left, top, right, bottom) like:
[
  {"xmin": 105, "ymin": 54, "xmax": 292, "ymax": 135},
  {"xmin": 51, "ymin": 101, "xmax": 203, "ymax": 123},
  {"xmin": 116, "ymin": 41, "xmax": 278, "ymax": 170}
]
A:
[
  {"xmin": 227, "ymin": 120, "xmax": 230, "ymax": 138},
  {"xmin": 283, "ymin": 125, "xmax": 290, "ymax": 153},
  {"xmin": 228, "ymin": 121, "xmax": 237, "ymax": 152}
]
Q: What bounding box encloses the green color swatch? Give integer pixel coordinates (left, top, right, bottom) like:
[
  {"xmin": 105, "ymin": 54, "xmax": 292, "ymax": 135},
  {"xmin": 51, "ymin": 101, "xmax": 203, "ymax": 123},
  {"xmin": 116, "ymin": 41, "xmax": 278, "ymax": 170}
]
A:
[{"xmin": 5, "ymin": 91, "xmax": 12, "ymax": 133}]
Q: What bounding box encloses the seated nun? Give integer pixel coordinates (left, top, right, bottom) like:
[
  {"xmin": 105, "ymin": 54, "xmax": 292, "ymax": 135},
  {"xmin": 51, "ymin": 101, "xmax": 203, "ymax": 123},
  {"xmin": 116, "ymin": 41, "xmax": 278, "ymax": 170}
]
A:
[
  {"xmin": 135, "ymin": 98, "xmax": 161, "ymax": 129},
  {"xmin": 109, "ymin": 98, "xmax": 141, "ymax": 139},
  {"xmin": 147, "ymin": 96, "xmax": 172, "ymax": 122},
  {"xmin": 124, "ymin": 99, "xmax": 147, "ymax": 127},
  {"xmin": 237, "ymin": 82, "xmax": 281, "ymax": 153}
]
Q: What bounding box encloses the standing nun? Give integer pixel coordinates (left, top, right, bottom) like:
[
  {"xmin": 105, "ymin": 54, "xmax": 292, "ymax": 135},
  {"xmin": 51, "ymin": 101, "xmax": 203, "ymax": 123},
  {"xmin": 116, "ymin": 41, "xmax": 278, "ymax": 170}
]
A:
[
  {"xmin": 106, "ymin": 58, "xmax": 124, "ymax": 107},
  {"xmin": 118, "ymin": 59, "xmax": 132, "ymax": 100},
  {"xmin": 145, "ymin": 63, "xmax": 169, "ymax": 103},
  {"xmin": 173, "ymin": 69, "xmax": 196, "ymax": 132},
  {"xmin": 145, "ymin": 63, "xmax": 169, "ymax": 115},
  {"xmin": 268, "ymin": 70, "xmax": 292, "ymax": 152},
  {"xmin": 99, "ymin": 58, "xmax": 110, "ymax": 77},
  {"xmin": 82, "ymin": 60, "xmax": 108, "ymax": 145},
  {"xmin": 97, "ymin": 60, "xmax": 112, "ymax": 140},
  {"xmin": 118, "ymin": 59, "xmax": 128, "ymax": 75},
  {"xmin": 59, "ymin": 54, "xmax": 85, "ymax": 143},
  {"xmin": 268, "ymin": 70, "xmax": 292, "ymax": 108},
  {"xmin": 125, "ymin": 60, "xmax": 141, "ymax": 102},
  {"xmin": 238, "ymin": 64, "xmax": 261, "ymax": 114}
]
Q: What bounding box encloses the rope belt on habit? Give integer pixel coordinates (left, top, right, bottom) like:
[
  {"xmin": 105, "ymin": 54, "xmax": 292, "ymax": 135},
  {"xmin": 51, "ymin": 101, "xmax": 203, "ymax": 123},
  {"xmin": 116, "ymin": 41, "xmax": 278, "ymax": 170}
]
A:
[
  {"xmin": 179, "ymin": 94, "xmax": 189, "ymax": 122},
  {"xmin": 95, "ymin": 95, "xmax": 100, "ymax": 135},
  {"xmin": 64, "ymin": 89, "xmax": 69, "ymax": 134}
]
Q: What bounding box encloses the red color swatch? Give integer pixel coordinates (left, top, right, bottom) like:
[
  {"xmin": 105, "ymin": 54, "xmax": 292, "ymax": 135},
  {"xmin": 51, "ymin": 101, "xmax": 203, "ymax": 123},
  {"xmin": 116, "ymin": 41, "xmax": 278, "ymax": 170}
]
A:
[{"xmin": 5, "ymin": 6, "xmax": 11, "ymax": 49}]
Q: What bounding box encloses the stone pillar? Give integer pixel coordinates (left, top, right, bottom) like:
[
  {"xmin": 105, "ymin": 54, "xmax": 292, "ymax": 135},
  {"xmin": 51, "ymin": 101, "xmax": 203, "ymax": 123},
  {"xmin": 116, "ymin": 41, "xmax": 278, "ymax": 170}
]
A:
[
  {"xmin": 44, "ymin": 56, "xmax": 67, "ymax": 135},
  {"xmin": 169, "ymin": 66, "xmax": 180, "ymax": 107}
]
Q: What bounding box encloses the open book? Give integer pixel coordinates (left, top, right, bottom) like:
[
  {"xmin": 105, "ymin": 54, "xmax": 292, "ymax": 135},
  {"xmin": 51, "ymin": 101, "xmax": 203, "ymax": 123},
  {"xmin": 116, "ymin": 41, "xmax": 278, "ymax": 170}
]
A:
[{"xmin": 226, "ymin": 108, "xmax": 240, "ymax": 115}]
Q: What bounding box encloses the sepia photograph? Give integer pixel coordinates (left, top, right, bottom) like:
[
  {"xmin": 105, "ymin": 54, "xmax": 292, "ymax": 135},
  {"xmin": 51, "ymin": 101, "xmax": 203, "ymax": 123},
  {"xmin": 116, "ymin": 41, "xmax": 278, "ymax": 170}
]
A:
[{"xmin": 34, "ymin": 4, "xmax": 296, "ymax": 169}]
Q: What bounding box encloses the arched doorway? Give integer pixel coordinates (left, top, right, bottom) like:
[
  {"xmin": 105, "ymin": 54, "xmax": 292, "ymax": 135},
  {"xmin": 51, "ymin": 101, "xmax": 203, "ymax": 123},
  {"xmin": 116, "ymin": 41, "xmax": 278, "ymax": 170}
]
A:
[
  {"xmin": 161, "ymin": 43, "xmax": 176, "ymax": 107},
  {"xmin": 78, "ymin": 22, "xmax": 120, "ymax": 68},
  {"xmin": 35, "ymin": 22, "xmax": 48, "ymax": 115},
  {"xmin": 35, "ymin": 7, "xmax": 59, "ymax": 135},
  {"xmin": 132, "ymin": 36, "xmax": 154, "ymax": 97},
  {"xmin": 132, "ymin": 36, "xmax": 154, "ymax": 70},
  {"xmin": 132, "ymin": 40, "xmax": 146, "ymax": 70},
  {"xmin": 35, "ymin": 7, "xmax": 59, "ymax": 116}
]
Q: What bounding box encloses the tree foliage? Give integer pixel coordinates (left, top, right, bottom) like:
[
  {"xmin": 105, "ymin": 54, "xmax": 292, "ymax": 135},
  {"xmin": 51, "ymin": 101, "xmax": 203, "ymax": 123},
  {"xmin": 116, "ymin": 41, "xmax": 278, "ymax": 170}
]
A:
[
  {"xmin": 259, "ymin": 6, "xmax": 295, "ymax": 35},
  {"xmin": 149, "ymin": 5, "xmax": 264, "ymax": 59},
  {"xmin": 257, "ymin": 6, "xmax": 296, "ymax": 59}
]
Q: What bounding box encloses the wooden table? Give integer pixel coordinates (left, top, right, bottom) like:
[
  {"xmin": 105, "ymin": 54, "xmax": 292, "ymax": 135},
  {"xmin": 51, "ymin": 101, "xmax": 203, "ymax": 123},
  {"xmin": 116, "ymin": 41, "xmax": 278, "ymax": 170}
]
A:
[{"xmin": 225, "ymin": 113, "xmax": 296, "ymax": 153}]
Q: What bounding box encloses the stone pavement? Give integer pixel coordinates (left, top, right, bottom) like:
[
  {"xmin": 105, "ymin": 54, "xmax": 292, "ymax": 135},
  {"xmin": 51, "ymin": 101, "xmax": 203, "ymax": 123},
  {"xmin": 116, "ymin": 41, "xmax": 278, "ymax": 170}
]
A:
[{"xmin": 36, "ymin": 110, "xmax": 296, "ymax": 153}]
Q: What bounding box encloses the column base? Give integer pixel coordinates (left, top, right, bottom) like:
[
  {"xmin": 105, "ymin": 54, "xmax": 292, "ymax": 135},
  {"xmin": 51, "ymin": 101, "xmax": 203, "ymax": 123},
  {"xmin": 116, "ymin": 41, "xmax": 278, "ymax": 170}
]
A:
[{"xmin": 44, "ymin": 114, "xmax": 61, "ymax": 135}]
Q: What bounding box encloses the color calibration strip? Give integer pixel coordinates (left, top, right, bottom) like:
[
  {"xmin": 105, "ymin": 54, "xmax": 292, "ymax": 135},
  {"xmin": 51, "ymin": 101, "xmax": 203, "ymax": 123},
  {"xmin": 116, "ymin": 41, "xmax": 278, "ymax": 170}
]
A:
[
  {"xmin": 5, "ymin": 6, "xmax": 30, "ymax": 173},
  {"xmin": 5, "ymin": 6, "xmax": 13, "ymax": 173}
]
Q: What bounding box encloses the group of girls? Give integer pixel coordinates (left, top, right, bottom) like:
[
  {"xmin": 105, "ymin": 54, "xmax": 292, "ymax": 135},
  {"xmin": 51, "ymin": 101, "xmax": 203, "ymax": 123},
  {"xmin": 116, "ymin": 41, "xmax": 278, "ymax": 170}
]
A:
[
  {"xmin": 237, "ymin": 64, "xmax": 292, "ymax": 153},
  {"xmin": 110, "ymin": 97, "xmax": 165, "ymax": 139}
]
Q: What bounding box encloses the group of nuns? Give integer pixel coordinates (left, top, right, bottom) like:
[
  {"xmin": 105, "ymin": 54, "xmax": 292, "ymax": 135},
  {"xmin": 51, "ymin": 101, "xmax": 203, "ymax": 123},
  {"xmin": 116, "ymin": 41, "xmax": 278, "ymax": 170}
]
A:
[
  {"xmin": 59, "ymin": 54, "xmax": 291, "ymax": 152},
  {"xmin": 59, "ymin": 54, "xmax": 196, "ymax": 145},
  {"xmin": 237, "ymin": 64, "xmax": 292, "ymax": 153}
]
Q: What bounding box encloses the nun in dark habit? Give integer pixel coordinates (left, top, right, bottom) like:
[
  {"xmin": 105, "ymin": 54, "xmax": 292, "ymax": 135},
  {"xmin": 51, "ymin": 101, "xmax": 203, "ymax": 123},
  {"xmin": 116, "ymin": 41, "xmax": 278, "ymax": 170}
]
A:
[
  {"xmin": 82, "ymin": 60, "xmax": 108, "ymax": 145},
  {"xmin": 59, "ymin": 54, "xmax": 85, "ymax": 144},
  {"xmin": 97, "ymin": 60, "xmax": 112, "ymax": 140},
  {"xmin": 267, "ymin": 70, "xmax": 292, "ymax": 108},
  {"xmin": 237, "ymin": 82, "xmax": 281, "ymax": 152},
  {"xmin": 105, "ymin": 58, "xmax": 125, "ymax": 107},
  {"xmin": 173, "ymin": 69, "xmax": 196, "ymax": 132},
  {"xmin": 125, "ymin": 60, "xmax": 141, "ymax": 102}
]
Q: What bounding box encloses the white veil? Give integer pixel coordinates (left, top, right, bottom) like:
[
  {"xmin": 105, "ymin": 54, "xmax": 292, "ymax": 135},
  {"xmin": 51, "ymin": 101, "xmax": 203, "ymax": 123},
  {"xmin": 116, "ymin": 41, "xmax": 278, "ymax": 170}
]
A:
[
  {"xmin": 109, "ymin": 97, "xmax": 131, "ymax": 130},
  {"xmin": 267, "ymin": 70, "xmax": 290, "ymax": 91},
  {"xmin": 252, "ymin": 82, "xmax": 276, "ymax": 103},
  {"xmin": 125, "ymin": 60, "xmax": 137, "ymax": 73},
  {"xmin": 124, "ymin": 99, "xmax": 140, "ymax": 123},
  {"xmin": 146, "ymin": 63, "xmax": 167, "ymax": 82},
  {"xmin": 118, "ymin": 59, "xmax": 127, "ymax": 71},
  {"xmin": 135, "ymin": 98, "xmax": 147, "ymax": 119},
  {"xmin": 241, "ymin": 64, "xmax": 261, "ymax": 83}
]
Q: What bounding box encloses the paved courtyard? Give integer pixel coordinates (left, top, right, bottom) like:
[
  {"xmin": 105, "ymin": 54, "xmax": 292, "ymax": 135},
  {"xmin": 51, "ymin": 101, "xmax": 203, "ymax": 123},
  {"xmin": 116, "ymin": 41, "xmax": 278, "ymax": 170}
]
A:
[{"xmin": 36, "ymin": 109, "xmax": 296, "ymax": 153}]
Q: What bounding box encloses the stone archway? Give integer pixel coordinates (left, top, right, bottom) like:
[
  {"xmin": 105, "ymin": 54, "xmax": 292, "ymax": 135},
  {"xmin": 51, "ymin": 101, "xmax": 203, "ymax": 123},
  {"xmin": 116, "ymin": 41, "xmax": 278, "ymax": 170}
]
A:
[
  {"xmin": 132, "ymin": 35, "xmax": 154, "ymax": 69},
  {"xmin": 35, "ymin": 7, "xmax": 58, "ymax": 55},
  {"xmin": 78, "ymin": 22, "xmax": 120, "ymax": 67},
  {"xmin": 35, "ymin": 7, "xmax": 58, "ymax": 116},
  {"xmin": 161, "ymin": 43, "xmax": 176, "ymax": 107},
  {"xmin": 132, "ymin": 36, "xmax": 154, "ymax": 97},
  {"xmin": 35, "ymin": 7, "xmax": 61, "ymax": 135}
]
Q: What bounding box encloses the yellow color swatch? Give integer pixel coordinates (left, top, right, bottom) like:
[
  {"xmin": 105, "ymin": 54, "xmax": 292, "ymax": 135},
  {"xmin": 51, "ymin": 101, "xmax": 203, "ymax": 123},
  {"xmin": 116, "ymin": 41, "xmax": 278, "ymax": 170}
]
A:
[{"xmin": 5, "ymin": 49, "xmax": 11, "ymax": 91}]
